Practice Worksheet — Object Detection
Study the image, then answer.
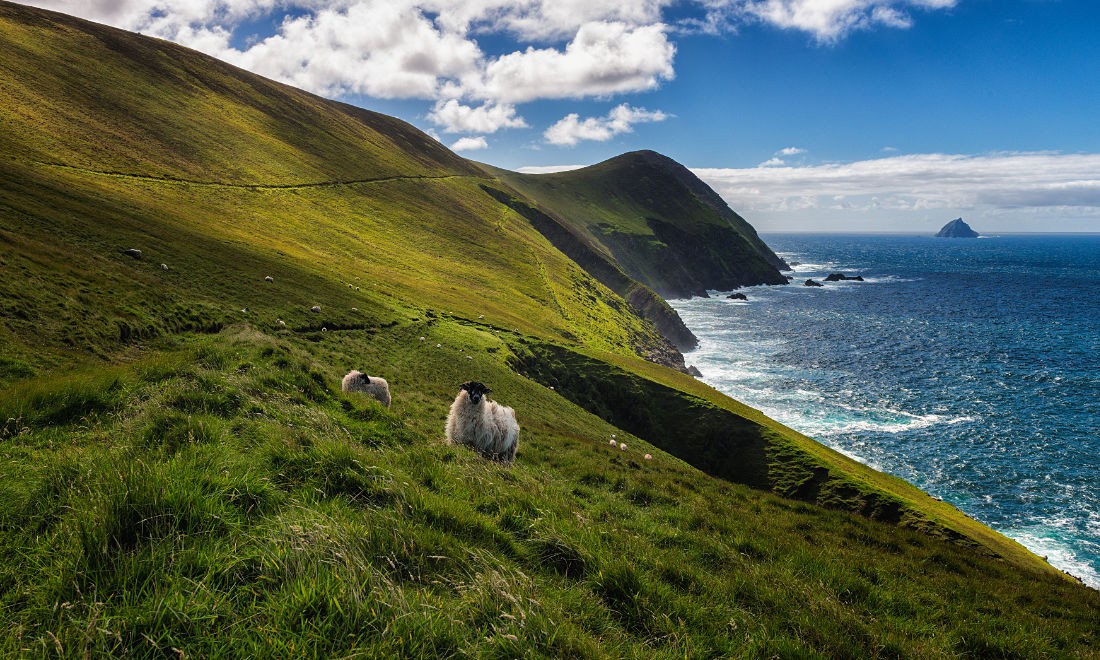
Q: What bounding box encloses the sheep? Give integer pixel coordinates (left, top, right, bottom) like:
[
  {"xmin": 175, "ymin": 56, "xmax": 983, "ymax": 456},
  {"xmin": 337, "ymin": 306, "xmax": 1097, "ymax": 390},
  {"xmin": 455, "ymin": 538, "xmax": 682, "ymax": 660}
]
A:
[
  {"xmin": 264, "ymin": 275, "xmax": 274, "ymax": 282},
  {"xmin": 123, "ymin": 248, "xmax": 142, "ymax": 259},
  {"xmin": 160, "ymin": 263, "xmax": 169, "ymax": 271},
  {"xmin": 445, "ymin": 381, "xmax": 519, "ymax": 464},
  {"xmin": 619, "ymin": 442, "xmax": 627, "ymax": 451},
  {"xmin": 644, "ymin": 453, "xmax": 653, "ymax": 461},
  {"xmin": 311, "ymin": 305, "xmax": 321, "ymax": 313},
  {"xmin": 341, "ymin": 370, "xmax": 391, "ymax": 407}
]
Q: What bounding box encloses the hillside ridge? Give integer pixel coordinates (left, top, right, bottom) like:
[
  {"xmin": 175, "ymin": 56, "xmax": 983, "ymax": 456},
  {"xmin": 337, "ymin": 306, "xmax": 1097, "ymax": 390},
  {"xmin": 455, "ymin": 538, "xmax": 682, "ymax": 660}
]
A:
[{"xmin": 489, "ymin": 151, "xmax": 791, "ymax": 298}]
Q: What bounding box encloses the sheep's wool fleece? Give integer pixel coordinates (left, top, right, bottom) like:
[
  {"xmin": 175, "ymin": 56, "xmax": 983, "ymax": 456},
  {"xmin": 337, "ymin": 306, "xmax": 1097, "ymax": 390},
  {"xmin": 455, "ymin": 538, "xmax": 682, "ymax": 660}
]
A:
[
  {"xmin": 446, "ymin": 390, "xmax": 519, "ymax": 463},
  {"xmin": 341, "ymin": 370, "xmax": 391, "ymax": 407}
]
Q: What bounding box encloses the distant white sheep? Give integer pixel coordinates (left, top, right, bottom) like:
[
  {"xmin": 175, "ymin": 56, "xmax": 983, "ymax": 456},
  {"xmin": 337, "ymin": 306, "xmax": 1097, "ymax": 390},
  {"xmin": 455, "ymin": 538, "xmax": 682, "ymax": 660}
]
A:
[
  {"xmin": 311, "ymin": 305, "xmax": 321, "ymax": 313},
  {"xmin": 341, "ymin": 370, "xmax": 391, "ymax": 407},
  {"xmin": 644, "ymin": 453, "xmax": 653, "ymax": 461},
  {"xmin": 445, "ymin": 381, "xmax": 519, "ymax": 464}
]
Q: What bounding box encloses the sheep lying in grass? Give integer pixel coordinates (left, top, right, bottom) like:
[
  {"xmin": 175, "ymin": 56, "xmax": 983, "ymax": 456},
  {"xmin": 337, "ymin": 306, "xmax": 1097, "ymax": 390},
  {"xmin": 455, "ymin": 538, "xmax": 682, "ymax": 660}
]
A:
[
  {"xmin": 341, "ymin": 370, "xmax": 391, "ymax": 407},
  {"xmin": 445, "ymin": 381, "xmax": 519, "ymax": 464}
]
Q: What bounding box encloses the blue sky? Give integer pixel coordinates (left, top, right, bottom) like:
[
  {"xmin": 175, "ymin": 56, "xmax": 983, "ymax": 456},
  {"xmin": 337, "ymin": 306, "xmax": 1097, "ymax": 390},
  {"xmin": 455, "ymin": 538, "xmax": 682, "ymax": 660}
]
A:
[{"xmin": 23, "ymin": 0, "xmax": 1100, "ymax": 232}]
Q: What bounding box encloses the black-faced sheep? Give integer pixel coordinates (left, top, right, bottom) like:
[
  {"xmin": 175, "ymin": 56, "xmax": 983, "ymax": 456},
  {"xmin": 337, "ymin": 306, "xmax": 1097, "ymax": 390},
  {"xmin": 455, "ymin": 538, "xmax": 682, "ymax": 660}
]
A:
[
  {"xmin": 445, "ymin": 381, "xmax": 519, "ymax": 464},
  {"xmin": 341, "ymin": 370, "xmax": 391, "ymax": 407}
]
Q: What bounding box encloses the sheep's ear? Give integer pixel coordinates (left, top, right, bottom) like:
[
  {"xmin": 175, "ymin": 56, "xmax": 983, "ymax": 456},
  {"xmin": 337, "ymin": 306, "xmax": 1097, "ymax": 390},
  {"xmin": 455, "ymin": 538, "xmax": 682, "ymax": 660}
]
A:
[
  {"xmin": 460, "ymin": 382, "xmax": 472, "ymax": 391},
  {"xmin": 485, "ymin": 387, "xmax": 493, "ymax": 394}
]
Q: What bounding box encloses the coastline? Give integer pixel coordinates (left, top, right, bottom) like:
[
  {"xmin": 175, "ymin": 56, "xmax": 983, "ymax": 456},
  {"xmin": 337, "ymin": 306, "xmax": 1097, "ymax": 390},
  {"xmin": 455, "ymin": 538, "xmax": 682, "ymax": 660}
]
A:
[{"xmin": 669, "ymin": 233, "xmax": 1100, "ymax": 589}]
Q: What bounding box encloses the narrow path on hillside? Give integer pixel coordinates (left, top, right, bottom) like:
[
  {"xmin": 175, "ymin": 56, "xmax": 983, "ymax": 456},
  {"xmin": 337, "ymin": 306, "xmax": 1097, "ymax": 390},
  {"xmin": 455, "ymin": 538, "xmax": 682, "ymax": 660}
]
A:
[{"xmin": 25, "ymin": 158, "xmax": 491, "ymax": 190}]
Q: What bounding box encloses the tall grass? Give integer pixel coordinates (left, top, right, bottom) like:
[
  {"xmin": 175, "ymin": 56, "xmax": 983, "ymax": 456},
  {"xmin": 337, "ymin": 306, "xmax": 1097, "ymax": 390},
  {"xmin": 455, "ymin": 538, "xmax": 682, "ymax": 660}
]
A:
[{"xmin": 1, "ymin": 328, "xmax": 1096, "ymax": 657}]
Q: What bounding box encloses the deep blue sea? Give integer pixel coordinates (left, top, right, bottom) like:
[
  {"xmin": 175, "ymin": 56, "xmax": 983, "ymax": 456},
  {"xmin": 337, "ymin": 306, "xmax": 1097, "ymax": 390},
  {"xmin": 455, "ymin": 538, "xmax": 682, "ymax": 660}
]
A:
[{"xmin": 670, "ymin": 234, "xmax": 1100, "ymax": 588}]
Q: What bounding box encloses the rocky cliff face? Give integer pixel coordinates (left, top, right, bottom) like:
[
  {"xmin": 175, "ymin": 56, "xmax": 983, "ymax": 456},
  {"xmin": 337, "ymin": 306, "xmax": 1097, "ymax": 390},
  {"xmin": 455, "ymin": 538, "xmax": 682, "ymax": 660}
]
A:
[{"xmin": 936, "ymin": 218, "xmax": 980, "ymax": 238}]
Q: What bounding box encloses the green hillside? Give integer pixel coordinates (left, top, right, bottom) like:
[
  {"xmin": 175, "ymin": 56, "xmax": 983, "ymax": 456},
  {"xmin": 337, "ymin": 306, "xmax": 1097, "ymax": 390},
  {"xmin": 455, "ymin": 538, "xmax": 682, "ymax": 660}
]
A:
[
  {"xmin": 486, "ymin": 151, "xmax": 791, "ymax": 299},
  {"xmin": 1, "ymin": 2, "xmax": 1096, "ymax": 656}
]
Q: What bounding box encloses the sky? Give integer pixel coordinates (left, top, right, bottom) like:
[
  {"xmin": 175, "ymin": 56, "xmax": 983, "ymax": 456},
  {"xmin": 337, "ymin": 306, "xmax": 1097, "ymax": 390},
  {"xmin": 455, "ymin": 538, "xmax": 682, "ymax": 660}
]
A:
[{"xmin": 20, "ymin": 0, "xmax": 1100, "ymax": 232}]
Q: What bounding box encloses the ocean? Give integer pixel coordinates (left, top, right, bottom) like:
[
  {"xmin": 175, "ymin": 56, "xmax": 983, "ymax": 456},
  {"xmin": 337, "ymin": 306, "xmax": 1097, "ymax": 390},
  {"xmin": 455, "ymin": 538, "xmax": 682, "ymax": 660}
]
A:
[{"xmin": 669, "ymin": 233, "xmax": 1100, "ymax": 589}]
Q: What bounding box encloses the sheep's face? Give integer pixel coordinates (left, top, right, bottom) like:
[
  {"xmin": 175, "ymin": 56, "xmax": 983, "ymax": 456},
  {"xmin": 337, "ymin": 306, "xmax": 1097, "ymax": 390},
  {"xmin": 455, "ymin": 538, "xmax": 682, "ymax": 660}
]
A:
[
  {"xmin": 460, "ymin": 381, "xmax": 491, "ymax": 405},
  {"xmin": 358, "ymin": 373, "xmax": 371, "ymax": 385}
]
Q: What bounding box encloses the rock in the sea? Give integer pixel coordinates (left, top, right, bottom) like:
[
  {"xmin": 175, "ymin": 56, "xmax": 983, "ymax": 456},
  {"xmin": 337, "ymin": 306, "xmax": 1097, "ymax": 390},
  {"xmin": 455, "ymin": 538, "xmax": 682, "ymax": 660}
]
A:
[
  {"xmin": 804, "ymin": 279, "xmax": 823, "ymax": 287},
  {"xmin": 824, "ymin": 273, "xmax": 865, "ymax": 282},
  {"xmin": 727, "ymin": 292, "xmax": 747, "ymax": 300},
  {"xmin": 935, "ymin": 218, "xmax": 980, "ymax": 238}
]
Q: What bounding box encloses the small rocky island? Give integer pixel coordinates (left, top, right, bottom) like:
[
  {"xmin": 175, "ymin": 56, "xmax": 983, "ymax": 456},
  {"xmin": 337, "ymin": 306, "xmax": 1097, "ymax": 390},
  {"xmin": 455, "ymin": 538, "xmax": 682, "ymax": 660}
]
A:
[{"xmin": 935, "ymin": 218, "xmax": 980, "ymax": 238}]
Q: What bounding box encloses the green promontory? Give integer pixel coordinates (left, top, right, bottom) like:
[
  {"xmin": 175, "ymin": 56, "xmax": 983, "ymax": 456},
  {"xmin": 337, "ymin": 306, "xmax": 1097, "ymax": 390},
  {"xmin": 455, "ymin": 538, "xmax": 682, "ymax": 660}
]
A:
[
  {"xmin": 487, "ymin": 151, "xmax": 791, "ymax": 299},
  {"xmin": 1, "ymin": 2, "xmax": 1096, "ymax": 656}
]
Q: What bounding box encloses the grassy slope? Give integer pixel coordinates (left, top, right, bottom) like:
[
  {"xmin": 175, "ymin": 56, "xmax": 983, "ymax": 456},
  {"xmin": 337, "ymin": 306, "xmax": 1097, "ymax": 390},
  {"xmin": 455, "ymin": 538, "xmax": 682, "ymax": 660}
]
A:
[
  {"xmin": 486, "ymin": 152, "xmax": 790, "ymax": 298},
  {"xmin": 0, "ymin": 2, "xmax": 1096, "ymax": 656}
]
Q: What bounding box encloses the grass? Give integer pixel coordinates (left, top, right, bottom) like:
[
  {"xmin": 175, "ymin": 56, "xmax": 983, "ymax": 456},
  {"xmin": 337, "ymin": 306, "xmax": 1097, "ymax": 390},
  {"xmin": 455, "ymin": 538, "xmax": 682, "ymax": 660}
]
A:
[
  {"xmin": 1, "ymin": 328, "xmax": 1097, "ymax": 657},
  {"xmin": 0, "ymin": 2, "xmax": 1097, "ymax": 655},
  {"xmin": 483, "ymin": 151, "xmax": 790, "ymax": 298}
]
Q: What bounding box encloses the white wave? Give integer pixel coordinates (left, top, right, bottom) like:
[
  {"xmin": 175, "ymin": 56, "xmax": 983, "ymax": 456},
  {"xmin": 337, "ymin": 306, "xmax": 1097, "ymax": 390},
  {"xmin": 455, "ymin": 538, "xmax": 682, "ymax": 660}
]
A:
[
  {"xmin": 857, "ymin": 275, "xmax": 921, "ymax": 284},
  {"xmin": 1003, "ymin": 525, "xmax": 1100, "ymax": 590}
]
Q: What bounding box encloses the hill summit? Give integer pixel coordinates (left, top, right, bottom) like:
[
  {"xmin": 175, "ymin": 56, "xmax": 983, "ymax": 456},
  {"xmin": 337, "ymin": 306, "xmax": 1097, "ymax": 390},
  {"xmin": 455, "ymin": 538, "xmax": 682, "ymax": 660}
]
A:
[
  {"xmin": 488, "ymin": 151, "xmax": 790, "ymax": 300},
  {"xmin": 936, "ymin": 217, "xmax": 980, "ymax": 238}
]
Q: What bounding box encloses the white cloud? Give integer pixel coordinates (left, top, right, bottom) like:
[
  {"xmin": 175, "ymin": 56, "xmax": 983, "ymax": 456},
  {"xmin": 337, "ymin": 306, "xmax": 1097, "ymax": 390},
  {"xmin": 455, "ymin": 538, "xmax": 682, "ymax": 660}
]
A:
[
  {"xmin": 220, "ymin": 3, "xmax": 484, "ymax": 99},
  {"xmin": 451, "ymin": 135, "xmax": 489, "ymax": 151},
  {"xmin": 545, "ymin": 104, "xmax": 669, "ymax": 146},
  {"xmin": 778, "ymin": 146, "xmax": 806, "ymax": 156},
  {"xmin": 469, "ymin": 21, "xmax": 676, "ymax": 104},
  {"xmin": 21, "ymin": 0, "xmax": 957, "ymax": 107},
  {"xmin": 427, "ymin": 0, "xmax": 671, "ymax": 41},
  {"xmin": 710, "ymin": 0, "xmax": 958, "ymax": 43},
  {"xmin": 692, "ymin": 152, "xmax": 1100, "ymax": 229},
  {"xmin": 427, "ymin": 100, "xmax": 527, "ymax": 133}
]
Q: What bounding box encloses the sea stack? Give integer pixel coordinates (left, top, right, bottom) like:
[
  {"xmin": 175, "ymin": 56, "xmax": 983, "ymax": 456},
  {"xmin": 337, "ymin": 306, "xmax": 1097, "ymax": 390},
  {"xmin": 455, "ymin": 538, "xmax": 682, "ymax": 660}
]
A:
[{"xmin": 935, "ymin": 218, "xmax": 980, "ymax": 238}]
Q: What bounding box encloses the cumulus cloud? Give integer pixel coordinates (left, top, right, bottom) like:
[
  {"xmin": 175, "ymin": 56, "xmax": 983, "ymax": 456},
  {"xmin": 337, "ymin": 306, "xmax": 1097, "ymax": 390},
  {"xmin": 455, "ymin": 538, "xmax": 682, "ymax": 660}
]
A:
[
  {"xmin": 545, "ymin": 104, "xmax": 670, "ymax": 146},
  {"xmin": 450, "ymin": 135, "xmax": 489, "ymax": 151},
  {"xmin": 469, "ymin": 22, "xmax": 676, "ymax": 104},
  {"xmin": 21, "ymin": 1, "xmax": 956, "ymax": 110},
  {"xmin": 427, "ymin": 100, "xmax": 527, "ymax": 133},
  {"xmin": 722, "ymin": 0, "xmax": 959, "ymax": 43},
  {"xmin": 692, "ymin": 152, "xmax": 1100, "ymax": 223}
]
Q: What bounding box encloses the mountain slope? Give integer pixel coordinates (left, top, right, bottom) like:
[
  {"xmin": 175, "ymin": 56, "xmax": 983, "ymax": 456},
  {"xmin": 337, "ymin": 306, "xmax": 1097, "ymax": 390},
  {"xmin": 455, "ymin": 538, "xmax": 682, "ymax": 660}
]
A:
[
  {"xmin": 488, "ymin": 151, "xmax": 791, "ymax": 298},
  {"xmin": 0, "ymin": 1, "xmax": 679, "ymax": 375},
  {"xmin": 1, "ymin": 3, "xmax": 1096, "ymax": 656}
]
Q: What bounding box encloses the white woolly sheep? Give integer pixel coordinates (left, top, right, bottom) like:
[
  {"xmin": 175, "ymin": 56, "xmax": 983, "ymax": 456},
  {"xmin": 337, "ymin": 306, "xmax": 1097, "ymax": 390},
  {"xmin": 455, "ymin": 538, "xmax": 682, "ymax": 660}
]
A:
[
  {"xmin": 445, "ymin": 381, "xmax": 519, "ymax": 464},
  {"xmin": 609, "ymin": 438, "xmax": 617, "ymax": 446},
  {"xmin": 341, "ymin": 370, "xmax": 391, "ymax": 407},
  {"xmin": 311, "ymin": 305, "xmax": 321, "ymax": 313},
  {"xmin": 265, "ymin": 275, "xmax": 273, "ymax": 282},
  {"xmin": 161, "ymin": 263, "xmax": 169, "ymax": 271},
  {"xmin": 644, "ymin": 453, "xmax": 653, "ymax": 461},
  {"xmin": 619, "ymin": 442, "xmax": 627, "ymax": 451}
]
